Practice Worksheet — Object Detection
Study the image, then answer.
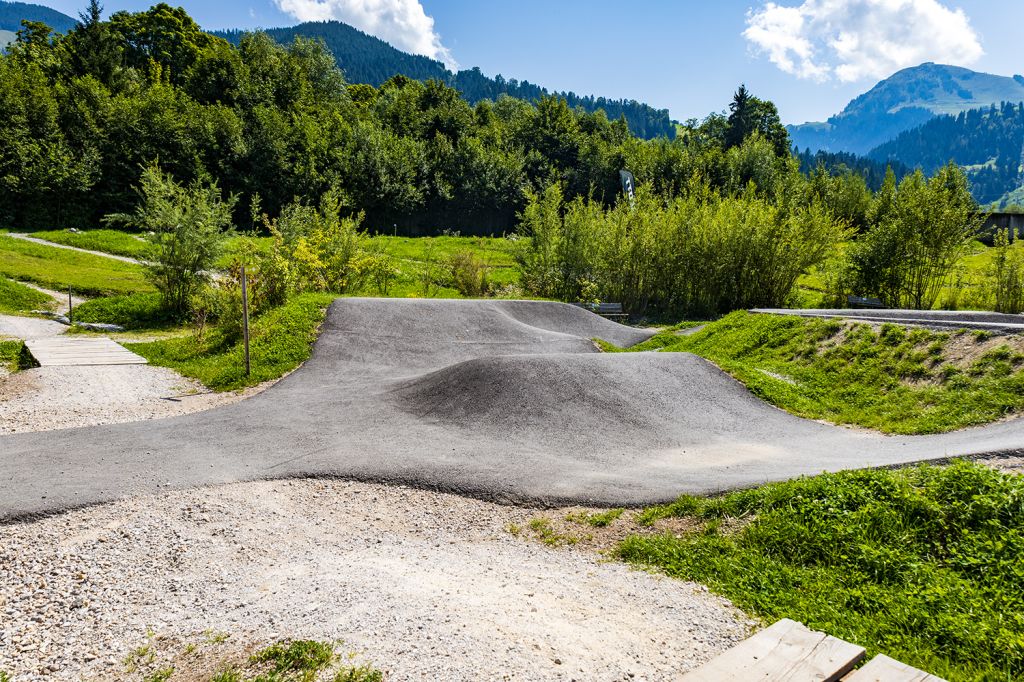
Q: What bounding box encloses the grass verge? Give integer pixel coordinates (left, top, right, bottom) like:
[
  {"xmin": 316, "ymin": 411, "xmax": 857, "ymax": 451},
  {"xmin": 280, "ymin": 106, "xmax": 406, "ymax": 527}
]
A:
[
  {"xmin": 71, "ymin": 292, "xmax": 178, "ymax": 330},
  {"xmin": 0, "ymin": 277, "xmax": 52, "ymax": 313},
  {"xmin": 616, "ymin": 462, "xmax": 1024, "ymax": 682},
  {"xmin": 617, "ymin": 310, "xmax": 1024, "ymax": 434},
  {"xmin": 0, "ymin": 235, "xmax": 152, "ymax": 296},
  {"xmin": 127, "ymin": 293, "xmax": 334, "ymax": 391},
  {"xmin": 28, "ymin": 229, "xmax": 156, "ymax": 260}
]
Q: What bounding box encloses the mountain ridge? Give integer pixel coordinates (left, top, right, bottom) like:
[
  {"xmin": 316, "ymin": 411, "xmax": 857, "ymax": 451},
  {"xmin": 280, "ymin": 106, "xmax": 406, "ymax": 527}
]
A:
[{"xmin": 789, "ymin": 63, "xmax": 1024, "ymax": 155}]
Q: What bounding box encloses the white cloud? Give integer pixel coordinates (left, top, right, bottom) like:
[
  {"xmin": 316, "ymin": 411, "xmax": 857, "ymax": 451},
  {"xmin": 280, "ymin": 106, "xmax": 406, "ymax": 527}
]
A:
[
  {"xmin": 743, "ymin": 0, "xmax": 983, "ymax": 82},
  {"xmin": 274, "ymin": 0, "xmax": 458, "ymax": 69}
]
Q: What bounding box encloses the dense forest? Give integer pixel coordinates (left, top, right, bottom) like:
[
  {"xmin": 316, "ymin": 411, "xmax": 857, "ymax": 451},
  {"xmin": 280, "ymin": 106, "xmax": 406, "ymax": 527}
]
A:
[
  {"xmin": 869, "ymin": 101, "xmax": 1024, "ymax": 206},
  {"xmin": 795, "ymin": 148, "xmax": 909, "ymax": 191},
  {"xmin": 215, "ymin": 21, "xmax": 677, "ymax": 140},
  {"xmin": 0, "ymin": 4, "xmax": 842, "ymax": 236}
]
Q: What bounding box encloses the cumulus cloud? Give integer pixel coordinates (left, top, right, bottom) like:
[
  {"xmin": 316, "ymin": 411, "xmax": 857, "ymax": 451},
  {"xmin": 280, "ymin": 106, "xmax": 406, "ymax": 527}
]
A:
[
  {"xmin": 274, "ymin": 0, "xmax": 458, "ymax": 69},
  {"xmin": 743, "ymin": 0, "xmax": 983, "ymax": 82}
]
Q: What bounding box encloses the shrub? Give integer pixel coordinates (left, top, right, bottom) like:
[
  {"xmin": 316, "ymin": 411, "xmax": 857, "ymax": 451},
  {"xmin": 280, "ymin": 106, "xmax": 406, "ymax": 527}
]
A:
[
  {"xmin": 447, "ymin": 249, "xmax": 489, "ymax": 297},
  {"xmin": 106, "ymin": 164, "xmax": 235, "ymax": 315},
  {"xmin": 987, "ymin": 228, "xmax": 1024, "ymax": 314},
  {"xmin": 517, "ymin": 182, "xmax": 849, "ymax": 317}
]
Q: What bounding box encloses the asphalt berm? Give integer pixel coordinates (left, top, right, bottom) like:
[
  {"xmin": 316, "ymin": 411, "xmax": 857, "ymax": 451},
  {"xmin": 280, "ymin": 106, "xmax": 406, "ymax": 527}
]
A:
[{"xmin": 4, "ymin": 298, "xmax": 1024, "ymax": 521}]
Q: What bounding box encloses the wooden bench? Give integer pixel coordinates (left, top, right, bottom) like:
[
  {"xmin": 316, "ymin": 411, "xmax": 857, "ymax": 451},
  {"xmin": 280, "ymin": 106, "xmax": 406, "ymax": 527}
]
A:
[
  {"xmin": 848, "ymin": 295, "xmax": 886, "ymax": 309},
  {"xmin": 682, "ymin": 619, "xmax": 945, "ymax": 682},
  {"xmin": 571, "ymin": 302, "xmax": 629, "ymax": 320}
]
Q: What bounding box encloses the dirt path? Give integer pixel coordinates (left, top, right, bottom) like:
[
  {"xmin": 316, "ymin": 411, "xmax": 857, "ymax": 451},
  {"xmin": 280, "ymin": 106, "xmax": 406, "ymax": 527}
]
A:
[
  {"xmin": 18, "ymin": 282, "xmax": 87, "ymax": 315},
  {"xmin": 0, "ymin": 480, "xmax": 751, "ymax": 681},
  {"xmin": 7, "ymin": 233, "xmax": 144, "ymax": 265}
]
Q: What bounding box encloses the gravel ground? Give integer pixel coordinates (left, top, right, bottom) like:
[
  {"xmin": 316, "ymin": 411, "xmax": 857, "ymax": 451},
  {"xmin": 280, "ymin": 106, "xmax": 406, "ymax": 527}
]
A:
[
  {"xmin": 0, "ymin": 315, "xmax": 66, "ymax": 339},
  {"xmin": 0, "ymin": 365, "xmax": 267, "ymax": 434},
  {"xmin": 983, "ymin": 455, "xmax": 1024, "ymax": 475},
  {"xmin": 0, "ymin": 480, "xmax": 751, "ymax": 681}
]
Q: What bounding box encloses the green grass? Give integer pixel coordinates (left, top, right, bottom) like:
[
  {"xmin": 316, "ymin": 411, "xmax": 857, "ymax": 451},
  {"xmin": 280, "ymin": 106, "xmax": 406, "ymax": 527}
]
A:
[
  {"xmin": 0, "ymin": 277, "xmax": 51, "ymax": 313},
  {"xmin": 71, "ymin": 292, "xmax": 178, "ymax": 329},
  {"xmin": 210, "ymin": 640, "xmax": 383, "ymax": 682},
  {"xmin": 128, "ymin": 293, "xmax": 334, "ymax": 390},
  {"xmin": 0, "ymin": 340, "xmax": 23, "ymax": 371},
  {"xmin": 0, "ymin": 235, "xmax": 152, "ymax": 296},
  {"xmin": 615, "ymin": 310, "xmax": 1024, "ymax": 434},
  {"xmin": 28, "ymin": 229, "xmax": 157, "ymax": 260},
  {"xmin": 617, "ymin": 462, "xmax": 1024, "ymax": 682}
]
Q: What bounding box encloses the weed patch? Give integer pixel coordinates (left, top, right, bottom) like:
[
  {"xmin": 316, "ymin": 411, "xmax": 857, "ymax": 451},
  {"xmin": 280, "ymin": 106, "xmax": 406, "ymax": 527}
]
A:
[{"xmin": 617, "ymin": 462, "xmax": 1024, "ymax": 681}]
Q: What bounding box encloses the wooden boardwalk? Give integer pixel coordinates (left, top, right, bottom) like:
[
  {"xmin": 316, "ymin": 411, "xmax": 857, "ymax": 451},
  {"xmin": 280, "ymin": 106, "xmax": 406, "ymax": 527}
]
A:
[
  {"xmin": 24, "ymin": 337, "xmax": 147, "ymax": 367},
  {"xmin": 682, "ymin": 619, "xmax": 945, "ymax": 681}
]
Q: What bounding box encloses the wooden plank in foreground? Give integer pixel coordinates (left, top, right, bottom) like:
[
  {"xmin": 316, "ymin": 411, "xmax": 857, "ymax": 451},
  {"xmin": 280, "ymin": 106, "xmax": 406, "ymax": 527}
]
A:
[
  {"xmin": 25, "ymin": 337, "xmax": 147, "ymax": 367},
  {"xmin": 682, "ymin": 618, "xmax": 865, "ymax": 682},
  {"xmin": 843, "ymin": 655, "xmax": 946, "ymax": 682}
]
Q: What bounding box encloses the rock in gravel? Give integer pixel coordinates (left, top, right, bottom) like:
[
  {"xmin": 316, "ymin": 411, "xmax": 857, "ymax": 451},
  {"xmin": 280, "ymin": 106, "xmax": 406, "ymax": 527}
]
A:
[{"xmin": 0, "ymin": 480, "xmax": 751, "ymax": 681}]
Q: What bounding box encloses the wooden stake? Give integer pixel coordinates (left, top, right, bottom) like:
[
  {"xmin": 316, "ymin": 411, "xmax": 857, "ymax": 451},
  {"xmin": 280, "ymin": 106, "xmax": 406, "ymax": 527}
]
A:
[
  {"xmin": 68, "ymin": 287, "xmax": 73, "ymax": 323},
  {"xmin": 241, "ymin": 265, "xmax": 251, "ymax": 377}
]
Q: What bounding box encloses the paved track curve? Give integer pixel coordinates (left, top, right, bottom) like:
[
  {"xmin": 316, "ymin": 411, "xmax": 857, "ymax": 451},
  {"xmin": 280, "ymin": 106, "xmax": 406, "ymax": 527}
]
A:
[{"xmin": 3, "ymin": 298, "xmax": 1024, "ymax": 521}]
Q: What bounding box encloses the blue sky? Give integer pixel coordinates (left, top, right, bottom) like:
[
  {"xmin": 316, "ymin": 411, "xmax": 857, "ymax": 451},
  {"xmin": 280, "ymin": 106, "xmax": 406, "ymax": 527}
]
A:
[{"xmin": 32, "ymin": 0, "xmax": 1024, "ymax": 124}]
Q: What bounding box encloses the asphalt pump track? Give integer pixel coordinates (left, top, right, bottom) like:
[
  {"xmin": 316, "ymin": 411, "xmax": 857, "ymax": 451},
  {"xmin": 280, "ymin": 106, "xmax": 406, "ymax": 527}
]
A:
[{"xmin": 3, "ymin": 298, "xmax": 1024, "ymax": 521}]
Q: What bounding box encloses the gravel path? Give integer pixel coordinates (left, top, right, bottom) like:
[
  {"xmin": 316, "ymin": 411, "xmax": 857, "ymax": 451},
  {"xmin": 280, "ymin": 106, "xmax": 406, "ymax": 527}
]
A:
[
  {"xmin": 0, "ymin": 480, "xmax": 751, "ymax": 681},
  {"xmin": 7, "ymin": 233, "xmax": 144, "ymax": 265},
  {"xmin": 0, "ymin": 365, "xmax": 267, "ymax": 434},
  {"xmin": 0, "ymin": 315, "xmax": 66, "ymax": 339}
]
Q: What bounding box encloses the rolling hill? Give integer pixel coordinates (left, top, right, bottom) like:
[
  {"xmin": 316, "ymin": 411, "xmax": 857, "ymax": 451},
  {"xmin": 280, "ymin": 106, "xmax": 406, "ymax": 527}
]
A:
[{"xmin": 789, "ymin": 63, "xmax": 1024, "ymax": 155}]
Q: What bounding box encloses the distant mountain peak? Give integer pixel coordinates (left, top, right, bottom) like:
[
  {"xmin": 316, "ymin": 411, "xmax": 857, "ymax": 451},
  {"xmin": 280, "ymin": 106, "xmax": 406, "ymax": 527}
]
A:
[{"xmin": 789, "ymin": 63, "xmax": 1024, "ymax": 155}]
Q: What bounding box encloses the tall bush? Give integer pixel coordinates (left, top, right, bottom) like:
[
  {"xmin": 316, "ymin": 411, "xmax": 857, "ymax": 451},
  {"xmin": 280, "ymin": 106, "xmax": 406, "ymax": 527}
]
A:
[
  {"xmin": 106, "ymin": 164, "xmax": 235, "ymax": 315},
  {"xmin": 849, "ymin": 164, "xmax": 981, "ymax": 309},
  {"xmin": 517, "ymin": 183, "xmax": 850, "ymax": 317}
]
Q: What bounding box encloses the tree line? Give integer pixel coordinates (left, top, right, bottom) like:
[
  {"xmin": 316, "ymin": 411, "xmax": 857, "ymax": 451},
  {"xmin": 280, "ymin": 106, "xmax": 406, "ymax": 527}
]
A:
[
  {"xmin": 1, "ymin": 2, "xmax": 990, "ymax": 322},
  {"xmin": 215, "ymin": 22, "xmax": 678, "ymax": 140}
]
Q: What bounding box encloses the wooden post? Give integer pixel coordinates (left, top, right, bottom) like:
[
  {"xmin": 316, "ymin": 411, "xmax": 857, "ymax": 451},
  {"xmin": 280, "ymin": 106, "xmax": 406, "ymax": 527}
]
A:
[
  {"xmin": 241, "ymin": 265, "xmax": 251, "ymax": 377},
  {"xmin": 67, "ymin": 287, "xmax": 73, "ymax": 323}
]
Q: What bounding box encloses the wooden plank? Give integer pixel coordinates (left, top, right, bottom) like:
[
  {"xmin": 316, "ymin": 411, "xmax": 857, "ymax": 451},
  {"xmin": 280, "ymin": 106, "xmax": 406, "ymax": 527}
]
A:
[
  {"xmin": 682, "ymin": 619, "xmax": 865, "ymax": 682},
  {"xmin": 843, "ymin": 655, "xmax": 946, "ymax": 682},
  {"xmin": 24, "ymin": 337, "xmax": 147, "ymax": 367}
]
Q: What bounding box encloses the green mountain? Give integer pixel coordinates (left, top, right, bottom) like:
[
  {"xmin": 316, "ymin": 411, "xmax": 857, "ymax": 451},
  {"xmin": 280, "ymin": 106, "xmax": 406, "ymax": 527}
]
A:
[
  {"xmin": 869, "ymin": 102, "xmax": 1024, "ymax": 206},
  {"xmin": 0, "ymin": 1, "xmax": 76, "ymax": 34},
  {"xmin": 215, "ymin": 21, "xmax": 676, "ymax": 140},
  {"xmin": 789, "ymin": 63, "xmax": 1024, "ymax": 155}
]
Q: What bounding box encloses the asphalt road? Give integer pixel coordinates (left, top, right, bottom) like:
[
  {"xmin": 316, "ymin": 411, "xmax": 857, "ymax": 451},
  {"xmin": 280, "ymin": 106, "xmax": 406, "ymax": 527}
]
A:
[
  {"xmin": 3, "ymin": 298, "xmax": 1024, "ymax": 521},
  {"xmin": 751, "ymin": 308, "xmax": 1024, "ymax": 332}
]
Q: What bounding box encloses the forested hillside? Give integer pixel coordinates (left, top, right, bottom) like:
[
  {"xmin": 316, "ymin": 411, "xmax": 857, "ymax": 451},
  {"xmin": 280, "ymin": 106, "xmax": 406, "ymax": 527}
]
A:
[
  {"xmin": 216, "ymin": 21, "xmax": 676, "ymax": 140},
  {"xmin": 0, "ymin": 1, "xmax": 76, "ymax": 33},
  {"xmin": 795, "ymin": 148, "xmax": 909, "ymax": 191},
  {"xmin": 869, "ymin": 102, "xmax": 1024, "ymax": 205}
]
